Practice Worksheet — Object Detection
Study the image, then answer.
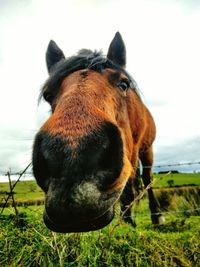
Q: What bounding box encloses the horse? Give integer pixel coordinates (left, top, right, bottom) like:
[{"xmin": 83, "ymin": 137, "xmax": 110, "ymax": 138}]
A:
[{"xmin": 32, "ymin": 32, "xmax": 165, "ymax": 233}]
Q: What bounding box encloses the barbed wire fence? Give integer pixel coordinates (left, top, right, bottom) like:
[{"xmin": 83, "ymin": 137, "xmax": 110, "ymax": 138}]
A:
[
  {"xmin": 0, "ymin": 163, "xmax": 32, "ymax": 216},
  {"xmin": 1, "ymin": 161, "xmax": 200, "ymax": 176},
  {"xmin": 0, "ymin": 161, "xmax": 200, "ymax": 219}
]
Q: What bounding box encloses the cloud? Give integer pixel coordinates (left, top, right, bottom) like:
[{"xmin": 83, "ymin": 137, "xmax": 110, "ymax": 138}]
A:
[
  {"xmin": 0, "ymin": 126, "xmax": 33, "ymax": 173},
  {"xmin": 154, "ymin": 136, "xmax": 200, "ymax": 172}
]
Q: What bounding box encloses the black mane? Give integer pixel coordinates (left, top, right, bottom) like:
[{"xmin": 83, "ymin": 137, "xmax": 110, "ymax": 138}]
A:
[{"xmin": 41, "ymin": 49, "xmax": 140, "ymax": 98}]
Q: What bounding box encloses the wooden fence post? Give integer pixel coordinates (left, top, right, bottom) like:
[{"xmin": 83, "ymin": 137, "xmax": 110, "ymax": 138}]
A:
[
  {"xmin": 7, "ymin": 170, "xmax": 18, "ymax": 216},
  {"xmin": 0, "ymin": 163, "xmax": 31, "ymax": 215}
]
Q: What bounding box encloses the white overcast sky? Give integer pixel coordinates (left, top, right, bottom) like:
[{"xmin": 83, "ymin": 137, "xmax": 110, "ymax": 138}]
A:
[{"xmin": 0, "ymin": 0, "xmax": 200, "ymax": 175}]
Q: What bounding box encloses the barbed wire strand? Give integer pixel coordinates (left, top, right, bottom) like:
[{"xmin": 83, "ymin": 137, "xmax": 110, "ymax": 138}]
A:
[
  {"xmin": 2, "ymin": 204, "xmax": 199, "ymax": 220},
  {"xmin": 144, "ymin": 161, "xmax": 200, "ymax": 169},
  {"xmin": 132, "ymin": 207, "xmax": 200, "ymax": 218},
  {"xmin": 0, "ymin": 161, "xmax": 200, "ymax": 176}
]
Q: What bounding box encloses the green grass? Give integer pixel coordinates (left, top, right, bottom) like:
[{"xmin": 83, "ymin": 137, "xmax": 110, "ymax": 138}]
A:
[
  {"xmin": 0, "ymin": 203, "xmax": 199, "ymax": 267},
  {"xmin": 0, "ymin": 173, "xmax": 199, "ymax": 266},
  {"xmin": 153, "ymin": 173, "xmax": 200, "ymax": 188},
  {"xmin": 0, "ymin": 180, "xmax": 44, "ymax": 207},
  {"xmin": 0, "ymin": 180, "xmax": 44, "ymax": 199}
]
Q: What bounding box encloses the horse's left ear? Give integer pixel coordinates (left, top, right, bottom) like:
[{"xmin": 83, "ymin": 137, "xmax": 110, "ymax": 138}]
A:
[
  {"xmin": 46, "ymin": 40, "xmax": 65, "ymax": 73},
  {"xmin": 107, "ymin": 32, "xmax": 126, "ymax": 68}
]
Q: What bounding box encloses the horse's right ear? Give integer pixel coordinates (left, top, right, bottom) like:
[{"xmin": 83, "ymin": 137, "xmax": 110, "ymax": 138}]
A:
[
  {"xmin": 107, "ymin": 32, "xmax": 126, "ymax": 68},
  {"xmin": 46, "ymin": 40, "xmax": 65, "ymax": 73}
]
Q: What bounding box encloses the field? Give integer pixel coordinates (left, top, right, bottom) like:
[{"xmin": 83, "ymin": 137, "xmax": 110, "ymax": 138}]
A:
[
  {"xmin": 0, "ymin": 180, "xmax": 44, "ymax": 203},
  {"xmin": 154, "ymin": 173, "xmax": 200, "ymax": 188},
  {"xmin": 0, "ymin": 173, "xmax": 200, "ymax": 266}
]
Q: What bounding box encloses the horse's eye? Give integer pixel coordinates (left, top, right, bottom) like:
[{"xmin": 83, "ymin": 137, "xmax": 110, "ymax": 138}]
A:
[
  {"xmin": 117, "ymin": 80, "xmax": 130, "ymax": 91},
  {"xmin": 43, "ymin": 92, "xmax": 54, "ymax": 103}
]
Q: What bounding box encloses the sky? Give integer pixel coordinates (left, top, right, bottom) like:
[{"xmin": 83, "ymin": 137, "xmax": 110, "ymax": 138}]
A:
[{"xmin": 0, "ymin": 0, "xmax": 200, "ymax": 178}]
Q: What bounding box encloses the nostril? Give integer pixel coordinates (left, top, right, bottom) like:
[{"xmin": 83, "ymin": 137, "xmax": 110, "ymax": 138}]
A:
[
  {"xmin": 32, "ymin": 133, "xmax": 50, "ymax": 192},
  {"xmin": 32, "ymin": 132, "xmax": 67, "ymax": 191},
  {"xmin": 99, "ymin": 123, "xmax": 124, "ymax": 178},
  {"xmin": 33, "ymin": 131, "xmax": 70, "ymax": 177}
]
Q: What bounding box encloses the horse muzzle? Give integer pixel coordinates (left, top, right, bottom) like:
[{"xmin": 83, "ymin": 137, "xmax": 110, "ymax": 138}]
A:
[
  {"xmin": 43, "ymin": 206, "xmax": 115, "ymax": 233},
  {"xmin": 32, "ymin": 121, "xmax": 125, "ymax": 232},
  {"xmin": 43, "ymin": 179, "xmax": 118, "ymax": 232}
]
